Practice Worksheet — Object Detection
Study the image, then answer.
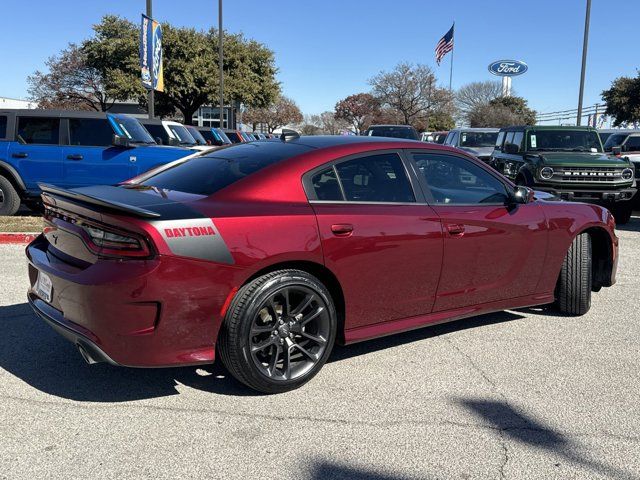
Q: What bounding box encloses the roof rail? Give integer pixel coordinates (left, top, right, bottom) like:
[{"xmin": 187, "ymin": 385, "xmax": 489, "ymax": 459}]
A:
[{"xmin": 280, "ymin": 129, "xmax": 300, "ymax": 142}]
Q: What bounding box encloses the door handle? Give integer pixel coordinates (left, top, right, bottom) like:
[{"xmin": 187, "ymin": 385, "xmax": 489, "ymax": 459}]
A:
[
  {"xmin": 446, "ymin": 223, "xmax": 465, "ymax": 236},
  {"xmin": 66, "ymin": 154, "xmax": 83, "ymax": 160},
  {"xmin": 331, "ymin": 224, "xmax": 354, "ymax": 236},
  {"xmin": 12, "ymin": 152, "xmax": 28, "ymax": 158}
]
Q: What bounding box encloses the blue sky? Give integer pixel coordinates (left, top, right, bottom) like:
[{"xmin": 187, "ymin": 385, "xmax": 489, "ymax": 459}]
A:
[{"xmin": 0, "ymin": 0, "xmax": 637, "ymax": 116}]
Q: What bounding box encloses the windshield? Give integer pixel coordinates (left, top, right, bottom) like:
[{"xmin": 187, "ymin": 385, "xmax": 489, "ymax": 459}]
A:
[
  {"xmin": 432, "ymin": 133, "xmax": 447, "ymax": 144},
  {"xmin": 603, "ymin": 133, "xmax": 629, "ymax": 151},
  {"xmin": 167, "ymin": 124, "xmax": 196, "ymax": 146},
  {"xmin": 365, "ymin": 126, "xmax": 419, "ymax": 140},
  {"xmin": 528, "ymin": 129, "xmax": 603, "ymax": 152},
  {"xmin": 108, "ymin": 114, "xmax": 155, "ymax": 144},
  {"xmin": 135, "ymin": 142, "xmax": 313, "ymax": 196},
  {"xmin": 459, "ymin": 131, "xmax": 498, "ymax": 148},
  {"xmin": 214, "ymin": 128, "xmax": 232, "ymax": 144},
  {"xmin": 185, "ymin": 126, "xmax": 207, "ymax": 145}
]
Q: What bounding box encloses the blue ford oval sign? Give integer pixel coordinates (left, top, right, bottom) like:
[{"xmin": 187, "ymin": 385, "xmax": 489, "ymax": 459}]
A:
[{"xmin": 488, "ymin": 60, "xmax": 528, "ymax": 77}]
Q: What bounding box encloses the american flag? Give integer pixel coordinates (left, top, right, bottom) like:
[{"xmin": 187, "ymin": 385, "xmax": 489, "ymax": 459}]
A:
[{"xmin": 435, "ymin": 24, "xmax": 454, "ymax": 65}]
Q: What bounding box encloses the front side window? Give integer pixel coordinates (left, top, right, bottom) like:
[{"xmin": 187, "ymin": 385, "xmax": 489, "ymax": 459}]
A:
[
  {"xmin": 0, "ymin": 116, "xmax": 7, "ymax": 138},
  {"xmin": 16, "ymin": 117, "xmax": 59, "ymax": 145},
  {"xmin": 143, "ymin": 124, "xmax": 170, "ymax": 144},
  {"xmin": 334, "ymin": 153, "xmax": 415, "ymax": 203},
  {"xmin": 495, "ymin": 131, "xmax": 506, "ymax": 150},
  {"xmin": 69, "ymin": 118, "xmax": 113, "ymax": 146},
  {"xmin": 413, "ymin": 153, "xmax": 509, "ymax": 205},
  {"xmin": 603, "ymin": 133, "xmax": 628, "ymax": 150},
  {"xmin": 625, "ymin": 136, "xmax": 640, "ymax": 151},
  {"xmin": 512, "ymin": 131, "xmax": 524, "ymax": 149}
]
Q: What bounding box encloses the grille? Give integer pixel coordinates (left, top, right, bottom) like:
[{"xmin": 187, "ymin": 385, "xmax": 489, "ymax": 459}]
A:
[{"xmin": 551, "ymin": 166, "xmax": 628, "ymax": 183}]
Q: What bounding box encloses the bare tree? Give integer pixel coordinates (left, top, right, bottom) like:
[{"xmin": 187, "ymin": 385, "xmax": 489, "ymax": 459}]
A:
[
  {"xmin": 455, "ymin": 81, "xmax": 507, "ymax": 124},
  {"xmin": 369, "ymin": 63, "xmax": 452, "ymax": 126},
  {"xmin": 244, "ymin": 96, "xmax": 303, "ymax": 133},
  {"xmin": 319, "ymin": 111, "xmax": 348, "ymax": 135},
  {"xmin": 27, "ymin": 44, "xmax": 114, "ymax": 111}
]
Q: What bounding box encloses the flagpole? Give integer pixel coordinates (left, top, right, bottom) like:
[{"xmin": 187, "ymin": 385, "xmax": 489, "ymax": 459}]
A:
[{"xmin": 449, "ymin": 22, "xmax": 454, "ymax": 91}]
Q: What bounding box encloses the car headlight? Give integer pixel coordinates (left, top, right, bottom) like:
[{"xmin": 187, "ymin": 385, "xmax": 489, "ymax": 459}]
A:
[
  {"xmin": 622, "ymin": 168, "xmax": 634, "ymax": 180},
  {"xmin": 540, "ymin": 167, "xmax": 554, "ymax": 180}
]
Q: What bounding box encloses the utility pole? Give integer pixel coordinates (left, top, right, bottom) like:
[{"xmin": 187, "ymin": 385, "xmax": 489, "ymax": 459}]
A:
[
  {"xmin": 218, "ymin": 0, "xmax": 224, "ymax": 129},
  {"xmin": 576, "ymin": 0, "xmax": 591, "ymax": 126},
  {"xmin": 146, "ymin": 0, "xmax": 154, "ymax": 119}
]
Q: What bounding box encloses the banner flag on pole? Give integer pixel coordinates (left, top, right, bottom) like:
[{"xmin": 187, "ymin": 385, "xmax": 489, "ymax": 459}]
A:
[{"xmin": 140, "ymin": 14, "xmax": 164, "ymax": 92}]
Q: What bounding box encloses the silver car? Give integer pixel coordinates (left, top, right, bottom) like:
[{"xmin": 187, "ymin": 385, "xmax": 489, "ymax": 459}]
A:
[{"xmin": 443, "ymin": 128, "xmax": 499, "ymax": 163}]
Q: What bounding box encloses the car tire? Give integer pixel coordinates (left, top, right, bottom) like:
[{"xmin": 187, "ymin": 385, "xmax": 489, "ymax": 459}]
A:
[
  {"xmin": 0, "ymin": 175, "xmax": 21, "ymax": 216},
  {"xmin": 218, "ymin": 269, "xmax": 337, "ymax": 393},
  {"xmin": 556, "ymin": 233, "xmax": 592, "ymax": 315},
  {"xmin": 610, "ymin": 203, "xmax": 632, "ymax": 225}
]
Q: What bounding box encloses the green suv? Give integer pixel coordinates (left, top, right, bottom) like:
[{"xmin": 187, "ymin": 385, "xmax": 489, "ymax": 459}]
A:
[{"xmin": 490, "ymin": 125, "xmax": 636, "ymax": 224}]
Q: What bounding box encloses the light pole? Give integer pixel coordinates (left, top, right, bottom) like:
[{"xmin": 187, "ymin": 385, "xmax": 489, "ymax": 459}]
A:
[
  {"xmin": 576, "ymin": 0, "xmax": 591, "ymax": 126},
  {"xmin": 146, "ymin": 0, "xmax": 154, "ymax": 119},
  {"xmin": 218, "ymin": 0, "xmax": 224, "ymax": 129}
]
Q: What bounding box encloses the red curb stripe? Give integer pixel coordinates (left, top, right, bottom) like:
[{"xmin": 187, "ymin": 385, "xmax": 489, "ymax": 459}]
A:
[{"xmin": 0, "ymin": 233, "xmax": 39, "ymax": 244}]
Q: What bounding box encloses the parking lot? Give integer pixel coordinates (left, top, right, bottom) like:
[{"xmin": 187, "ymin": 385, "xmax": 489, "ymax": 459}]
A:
[{"xmin": 0, "ymin": 220, "xmax": 638, "ymax": 480}]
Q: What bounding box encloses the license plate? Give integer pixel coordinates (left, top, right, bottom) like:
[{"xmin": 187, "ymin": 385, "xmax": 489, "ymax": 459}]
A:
[{"xmin": 35, "ymin": 272, "xmax": 52, "ymax": 303}]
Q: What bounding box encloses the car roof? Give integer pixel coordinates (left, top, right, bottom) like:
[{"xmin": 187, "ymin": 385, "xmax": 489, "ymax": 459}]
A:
[
  {"xmin": 0, "ymin": 109, "xmax": 110, "ymax": 119},
  {"xmin": 274, "ymin": 135, "xmax": 423, "ymax": 149},
  {"xmin": 138, "ymin": 118, "xmax": 165, "ymax": 125},
  {"xmin": 450, "ymin": 128, "xmax": 499, "ymax": 132},
  {"xmin": 500, "ymin": 125, "xmax": 598, "ymax": 132},
  {"xmin": 367, "ymin": 124, "xmax": 415, "ymax": 128}
]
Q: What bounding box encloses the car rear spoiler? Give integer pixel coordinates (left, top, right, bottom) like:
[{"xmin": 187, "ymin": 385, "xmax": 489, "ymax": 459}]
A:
[{"xmin": 38, "ymin": 183, "xmax": 161, "ymax": 218}]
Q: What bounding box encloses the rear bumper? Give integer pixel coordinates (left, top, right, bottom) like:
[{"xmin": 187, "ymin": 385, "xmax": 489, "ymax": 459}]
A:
[
  {"xmin": 533, "ymin": 186, "xmax": 636, "ymax": 203},
  {"xmin": 25, "ymin": 235, "xmax": 240, "ymax": 367},
  {"xmin": 28, "ymin": 293, "xmax": 119, "ymax": 365}
]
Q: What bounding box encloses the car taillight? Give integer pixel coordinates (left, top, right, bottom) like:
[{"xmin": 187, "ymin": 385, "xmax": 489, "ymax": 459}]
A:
[{"xmin": 80, "ymin": 223, "xmax": 151, "ymax": 258}]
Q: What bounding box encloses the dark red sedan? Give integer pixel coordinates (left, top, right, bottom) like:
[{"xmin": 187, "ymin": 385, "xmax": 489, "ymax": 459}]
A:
[{"xmin": 26, "ymin": 135, "xmax": 618, "ymax": 393}]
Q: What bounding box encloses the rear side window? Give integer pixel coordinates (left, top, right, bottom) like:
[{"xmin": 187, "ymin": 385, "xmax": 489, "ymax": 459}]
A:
[
  {"xmin": 0, "ymin": 116, "xmax": 7, "ymax": 138},
  {"xmin": 69, "ymin": 118, "xmax": 113, "ymax": 146},
  {"xmin": 138, "ymin": 142, "xmax": 313, "ymax": 195},
  {"xmin": 16, "ymin": 117, "xmax": 59, "ymax": 145},
  {"xmin": 311, "ymin": 167, "xmax": 342, "ymax": 201},
  {"xmin": 334, "ymin": 153, "xmax": 415, "ymax": 203}
]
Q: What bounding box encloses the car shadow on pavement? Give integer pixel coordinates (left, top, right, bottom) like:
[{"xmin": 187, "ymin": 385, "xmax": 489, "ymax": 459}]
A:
[
  {"xmin": 458, "ymin": 398, "xmax": 633, "ymax": 479},
  {"xmin": 329, "ymin": 311, "xmax": 525, "ymax": 363},
  {"xmin": 616, "ymin": 216, "xmax": 640, "ymax": 232},
  {"xmin": 309, "ymin": 461, "xmax": 422, "ymax": 480},
  {"xmin": 0, "ymin": 302, "xmax": 257, "ymax": 401},
  {"xmin": 0, "ymin": 303, "xmax": 523, "ymax": 402}
]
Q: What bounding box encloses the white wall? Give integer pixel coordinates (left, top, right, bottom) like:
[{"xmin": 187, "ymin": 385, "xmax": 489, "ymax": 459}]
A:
[{"xmin": 0, "ymin": 97, "xmax": 37, "ymax": 109}]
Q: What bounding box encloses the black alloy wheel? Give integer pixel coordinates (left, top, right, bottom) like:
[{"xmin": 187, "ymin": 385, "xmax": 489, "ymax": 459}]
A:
[{"xmin": 218, "ymin": 269, "xmax": 337, "ymax": 393}]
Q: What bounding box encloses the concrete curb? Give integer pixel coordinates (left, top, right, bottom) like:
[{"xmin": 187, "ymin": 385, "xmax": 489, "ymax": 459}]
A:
[{"xmin": 0, "ymin": 233, "xmax": 38, "ymax": 244}]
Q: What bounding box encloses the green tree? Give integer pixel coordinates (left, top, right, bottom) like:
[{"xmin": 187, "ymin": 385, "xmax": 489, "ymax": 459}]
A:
[
  {"xmin": 602, "ymin": 74, "xmax": 640, "ymax": 126},
  {"xmin": 82, "ymin": 15, "xmax": 144, "ymax": 108},
  {"xmin": 415, "ymin": 111, "xmax": 455, "ymax": 132}
]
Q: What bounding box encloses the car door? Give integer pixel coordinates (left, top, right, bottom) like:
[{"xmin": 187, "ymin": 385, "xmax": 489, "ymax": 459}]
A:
[
  {"xmin": 306, "ymin": 150, "xmax": 444, "ymax": 330},
  {"xmin": 409, "ymin": 151, "xmax": 548, "ymax": 312},
  {"xmin": 9, "ymin": 115, "xmax": 64, "ymax": 190},
  {"xmin": 63, "ymin": 117, "xmax": 135, "ymax": 187}
]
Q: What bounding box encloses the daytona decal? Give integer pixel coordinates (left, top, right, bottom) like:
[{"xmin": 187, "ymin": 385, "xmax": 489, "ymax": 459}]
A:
[{"xmin": 152, "ymin": 218, "xmax": 234, "ymax": 264}]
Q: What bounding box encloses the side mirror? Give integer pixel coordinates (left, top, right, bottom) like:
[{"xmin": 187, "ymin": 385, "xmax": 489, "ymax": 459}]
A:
[
  {"xmin": 511, "ymin": 185, "xmax": 534, "ymax": 204},
  {"xmin": 112, "ymin": 134, "xmax": 131, "ymax": 148},
  {"xmin": 612, "ymin": 146, "xmax": 622, "ymax": 156},
  {"xmin": 504, "ymin": 143, "xmax": 519, "ymax": 154}
]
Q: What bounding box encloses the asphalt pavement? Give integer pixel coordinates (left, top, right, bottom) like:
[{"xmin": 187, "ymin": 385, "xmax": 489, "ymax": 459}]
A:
[{"xmin": 1, "ymin": 219, "xmax": 639, "ymax": 479}]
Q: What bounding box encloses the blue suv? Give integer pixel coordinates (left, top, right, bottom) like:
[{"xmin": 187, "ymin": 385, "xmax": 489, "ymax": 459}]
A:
[{"xmin": 0, "ymin": 110, "xmax": 191, "ymax": 215}]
